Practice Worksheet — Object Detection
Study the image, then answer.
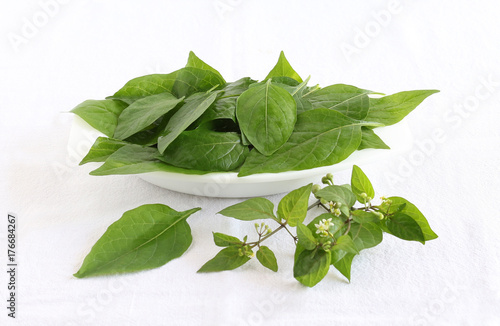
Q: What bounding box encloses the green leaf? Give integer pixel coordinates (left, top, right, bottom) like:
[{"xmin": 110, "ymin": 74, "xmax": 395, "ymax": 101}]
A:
[
  {"xmin": 382, "ymin": 197, "xmax": 438, "ymax": 241},
  {"xmin": 293, "ymin": 249, "xmax": 330, "ymax": 287},
  {"xmin": 218, "ymin": 198, "xmax": 277, "ymax": 221},
  {"xmin": 331, "ymin": 251, "xmax": 355, "ymax": 281},
  {"xmin": 349, "ymin": 222, "xmax": 383, "ymax": 250},
  {"xmin": 172, "ymin": 67, "xmax": 224, "ymax": 98},
  {"xmin": 71, "ymin": 99, "xmax": 128, "ymax": 137},
  {"xmin": 157, "ymin": 91, "xmax": 220, "ymax": 154},
  {"xmin": 160, "ymin": 129, "xmax": 249, "ymax": 172},
  {"xmin": 277, "ymin": 183, "xmax": 312, "ymax": 226},
  {"xmin": 186, "ymin": 51, "xmax": 225, "ymax": 83},
  {"xmin": 197, "ymin": 246, "xmax": 251, "ymax": 273},
  {"xmin": 89, "ymin": 144, "xmax": 210, "ymax": 176},
  {"xmin": 236, "ymin": 79, "xmax": 297, "ymax": 156},
  {"xmin": 113, "ymin": 92, "xmax": 184, "ymax": 140},
  {"xmin": 386, "ymin": 213, "xmax": 425, "ymax": 243},
  {"xmin": 79, "ymin": 137, "xmax": 128, "ymax": 165},
  {"xmin": 304, "ymin": 84, "xmax": 374, "ymax": 120},
  {"xmin": 256, "ymin": 246, "xmax": 278, "ymax": 272},
  {"xmin": 111, "ymin": 71, "xmax": 179, "ymax": 103},
  {"xmin": 365, "ymin": 90, "xmax": 439, "ymax": 126},
  {"xmin": 74, "ymin": 204, "xmax": 200, "ymax": 278},
  {"xmin": 351, "ymin": 165, "xmax": 375, "ymax": 203},
  {"xmin": 351, "ymin": 210, "xmax": 380, "ymax": 224},
  {"xmin": 239, "ymin": 109, "xmax": 380, "ymax": 176},
  {"xmin": 290, "ymin": 76, "xmax": 313, "ymax": 114},
  {"xmin": 315, "ymin": 185, "xmax": 357, "ymax": 208},
  {"xmin": 358, "ymin": 127, "xmax": 390, "ymax": 150},
  {"xmin": 297, "ymin": 223, "xmax": 317, "ymax": 250},
  {"xmin": 332, "ymin": 235, "xmax": 359, "ymax": 254},
  {"xmin": 265, "ymin": 51, "xmax": 303, "ymax": 83},
  {"xmin": 212, "ymin": 232, "xmax": 243, "ymax": 247}
]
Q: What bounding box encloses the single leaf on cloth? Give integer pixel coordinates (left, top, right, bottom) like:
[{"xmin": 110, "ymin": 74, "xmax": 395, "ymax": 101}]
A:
[
  {"xmin": 238, "ymin": 109, "xmax": 380, "ymax": 176},
  {"xmin": 236, "ymin": 79, "xmax": 297, "ymax": 156},
  {"xmin": 197, "ymin": 246, "xmax": 251, "ymax": 273},
  {"xmin": 385, "ymin": 213, "xmax": 425, "ymax": 244},
  {"xmin": 256, "ymin": 246, "xmax": 278, "ymax": 272},
  {"xmin": 74, "ymin": 204, "xmax": 200, "ymax": 278},
  {"xmin": 71, "ymin": 99, "xmax": 128, "ymax": 137}
]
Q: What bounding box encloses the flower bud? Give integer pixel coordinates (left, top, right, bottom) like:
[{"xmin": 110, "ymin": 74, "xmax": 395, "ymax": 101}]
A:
[{"xmin": 312, "ymin": 184, "xmax": 322, "ymax": 194}]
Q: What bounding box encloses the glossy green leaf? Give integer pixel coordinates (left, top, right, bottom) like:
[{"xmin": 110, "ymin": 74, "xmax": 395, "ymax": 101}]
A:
[
  {"xmin": 351, "ymin": 165, "xmax": 375, "ymax": 203},
  {"xmin": 386, "ymin": 213, "xmax": 425, "ymax": 243},
  {"xmin": 365, "ymin": 90, "xmax": 439, "ymax": 126},
  {"xmin": 197, "ymin": 246, "xmax": 251, "ymax": 273},
  {"xmin": 172, "ymin": 67, "xmax": 224, "ymax": 98},
  {"xmin": 351, "ymin": 210, "xmax": 380, "ymax": 224},
  {"xmin": 157, "ymin": 91, "xmax": 220, "ymax": 153},
  {"xmin": 236, "ymin": 79, "xmax": 297, "ymax": 156},
  {"xmin": 111, "ymin": 71, "xmax": 179, "ymax": 103},
  {"xmin": 297, "ymin": 223, "xmax": 317, "ymax": 250},
  {"xmin": 332, "ymin": 235, "xmax": 359, "ymax": 254},
  {"xmin": 218, "ymin": 198, "xmax": 277, "ymax": 221},
  {"xmin": 239, "ymin": 109, "xmax": 381, "ymax": 176},
  {"xmin": 160, "ymin": 129, "xmax": 249, "ymax": 172},
  {"xmin": 315, "ymin": 185, "xmax": 357, "ymax": 208},
  {"xmin": 277, "ymin": 183, "xmax": 312, "ymax": 226},
  {"xmin": 358, "ymin": 127, "xmax": 390, "ymax": 150},
  {"xmin": 71, "ymin": 99, "xmax": 128, "ymax": 137},
  {"xmin": 74, "ymin": 204, "xmax": 200, "ymax": 278},
  {"xmin": 212, "ymin": 232, "xmax": 243, "ymax": 247},
  {"xmin": 186, "ymin": 51, "xmax": 225, "ymax": 83},
  {"xmin": 89, "ymin": 144, "xmax": 210, "ymax": 176},
  {"xmin": 331, "ymin": 251, "xmax": 355, "ymax": 281},
  {"xmin": 382, "ymin": 197, "xmax": 438, "ymax": 241},
  {"xmin": 349, "ymin": 222, "xmax": 383, "ymax": 250},
  {"xmin": 265, "ymin": 51, "xmax": 303, "ymax": 83},
  {"xmin": 293, "ymin": 249, "xmax": 330, "ymax": 287},
  {"xmin": 113, "ymin": 92, "xmax": 184, "ymax": 140},
  {"xmin": 79, "ymin": 137, "xmax": 128, "ymax": 165},
  {"xmin": 256, "ymin": 246, "xmax": 278, "ymax": 272}
]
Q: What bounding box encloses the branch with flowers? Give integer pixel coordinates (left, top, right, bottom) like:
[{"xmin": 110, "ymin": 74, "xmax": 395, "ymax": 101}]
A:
[{"xmin": 198, "ymin": 165, "xmax": 438, "ymax": 287}]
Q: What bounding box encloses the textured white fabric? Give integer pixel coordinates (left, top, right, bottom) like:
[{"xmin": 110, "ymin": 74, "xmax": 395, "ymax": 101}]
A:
[{"xmin": 2, "ymin": 1, "xmax": 500, "ymax": 325}]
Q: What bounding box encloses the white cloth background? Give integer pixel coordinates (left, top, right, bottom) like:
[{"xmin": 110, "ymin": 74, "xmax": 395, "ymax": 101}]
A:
[{"xmin": 2, "ymin": 0, "xmax": 500, "ymax": 325}]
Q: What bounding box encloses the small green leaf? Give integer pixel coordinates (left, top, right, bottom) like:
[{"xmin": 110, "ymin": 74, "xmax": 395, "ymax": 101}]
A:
[
  {"xmin": 277, "ymin": 183, "xmax": 312, "ymax": 226},
  {"xmin": 79, "ymin": 137, "xmax": 128, "ymax": 165},
  {"xmin": 315, "ymin": 185, "xmax": 357, "ymax": 208},
  {"xmin": 331, "ymin": 251, "xmax": 355, "ymax": 281},
  {"xmin": 212, "ymin": 233, "xmax": 243, "ymax": 247},
  {"xmin": 236, "ymin": 79, "xmax": 297, "ymax": 156},
  {"xmin": 351, "ymin": 165, "xmax": 375, "ymax": 203},
  {"xmin": 365, "ymin": 90, "xmax": 439, "ymax": 126},
  {"xmin": 256, "ymin": 246, "xmax": 278, "ymax": 272},
  {"xmin": 74, "ymin": 204, "xmax": 200, "ymax": 278},
  {"xmin": 386, "ymin": 213, "xmax": 425, "ymax": 243},
  {"xmin": 297, "ymin": 224, "xmax": 317, "ymax": 250},
  {"xmin": 293, "ymin": 249, "xmax": 331, "ymax": 287},
  {"xmin": 358, "ymin": 127, "xmax": 390, "ymax": 150},
  {"xmin": 71, "ymin": 99, "xmax": 128, "ymax": 137},
  {"xmin": 172, "ymin": 67, "xmax": 224, "ymax": 98},
  {"xmin": 186, "ymin": 51, "xmax": 225, "ymax": 83},
  {"xmin": 349, "ymin": 222, "xmax": 383, "ymax": 250},
  {"xmin": 111, "ymin": 71, "xmax": 179, "ymax": 103},
  {"xmin": 265, "ymin": 51, "xmax": 303, "ymax": 83},
  {"xmin": 114, "ymin": 92, "xmax": 184, "ymax": 140},
  {"xmin": 218, "ymin": 198, "xmax": 277, "ymax": 221},
  {"xmin": 197, "ymin": 246, "xmax": 250, "ymax": 273},
  {"xmin": 332, "ymin": 235, "xmax": 359, "ymax": 254}
]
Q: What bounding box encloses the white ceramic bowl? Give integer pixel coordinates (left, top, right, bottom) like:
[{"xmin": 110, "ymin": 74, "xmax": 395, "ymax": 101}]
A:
[{"xmin": 68, "ymin": 116, "xmax": 412, "ymax": 198}]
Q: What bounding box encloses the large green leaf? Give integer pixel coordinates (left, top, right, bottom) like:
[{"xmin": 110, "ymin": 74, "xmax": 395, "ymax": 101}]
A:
[
  {"xmin": 80, "ymin": 137, "xmax": 128, "ymax": 165},
  {"xmin": 349, "ymin": 222, "xmax": 383, "ymax": 250},
  {"xmin": 74, "ymin": 204, "xmax": 200, "ymax": 278},
  {"xmin": 89, "ymin": 144, "xmax": 210, "ymax": 176},
  {"xmin": 172, "ymin": 67, "xmax": 225, "ymax": 98},
  {"xmin": 218, "ymin": 198, "xmax": 277, "ymax": 221},
  {"xmin": 351, "ymin": 165, "xmax": 375, "ymax": 203},
  {"xmin": 304, "ymin": 84, "xmax": 374, "ymax": 120},
  {"xmin": 358, "ymin": 127, "xmax": 390, "ymax": 150},
  {"xmin": 238, "ymin": 109, "xmax": 380, "ymax": 176},
  {"xmin": 157, "ymin": 91, "xmax": 220, "ymax": 154},
  {"xmin": 256, "ymin": 246, "xmax": 278, "ymax": 272},
  {"xmin": 197, "ymin": 246, "xmax": 251, "ymax": 273},
  {"xmin": 265, "ymin": 51, "xmax": 303, "ymax": 83},
  {"xmin": 385, "ymin": 213, "xmax": 425, "ymax": 244},
  {"xmin": 111, "ymin": 71, "xmax": 179, "ymax": 103},
  {"xmin": 365, "ymin": 90, "xmax": 439, "ymax": 126},
  {"xmin": 186, "ymin": 51, "xmax": 225, "ymax": 83},
  {"xmin": 236, "ymin": 79, "xmax": 297, "ymax": 156},
  {"xmin": 277, "ymin": 183, "xmax": 312, "ymax": 226},
  {"xmin": 160, "ymin": 129, "xmax": 249, "ymax": 172},
  {"xmin": 71, "ymin": 99, "xmax": 128, "ymax": 137},
  {"xmin": 293, "ymin": 248, "xmax": 330, "ymax": 287},
  {"xmin": 113, "ymin": 92, "xmax": 184, "ymax": 140}
]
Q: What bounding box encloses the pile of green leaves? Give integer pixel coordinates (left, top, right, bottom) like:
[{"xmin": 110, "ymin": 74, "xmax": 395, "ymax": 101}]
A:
[
  {"xmin": 72, "ymin": 51, "xmax": 438, "ymax": 176},
  {"xmin": 74, "ymin": 166, "xmax": 437, "ymax": 287}
]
